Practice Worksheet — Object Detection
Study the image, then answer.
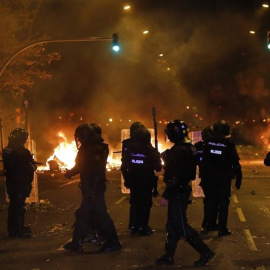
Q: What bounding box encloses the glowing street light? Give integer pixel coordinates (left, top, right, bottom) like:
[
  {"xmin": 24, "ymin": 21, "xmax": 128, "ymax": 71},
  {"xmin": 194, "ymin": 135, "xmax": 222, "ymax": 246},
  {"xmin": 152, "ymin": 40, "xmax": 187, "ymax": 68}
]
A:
[
  {"xmin": 262, "ymin": 4, "xmax": 269, "ymax": 8},
  {"xmin": 143, "ymin": 30, "xmax": 149, "ymax": 35},
  {"xmin": 249, "ymin": 30, "xmax": 255, "ymax": 34},
  {"xmin": 124, "ymin": 5, "xmax": 131, "ymax": 10}
]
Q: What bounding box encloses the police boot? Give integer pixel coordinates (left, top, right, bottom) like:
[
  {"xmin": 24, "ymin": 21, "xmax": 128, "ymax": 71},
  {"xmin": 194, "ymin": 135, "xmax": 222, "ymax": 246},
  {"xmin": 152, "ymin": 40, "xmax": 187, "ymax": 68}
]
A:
[
  {"xmin": 156, "ymin": 239, "xmax": 177, "ymax": 265},
  {"xmin": 218, "ymin": 228, "xmax": 231, "ymax": 237},
  {"xmin": 218, "ymin": 222, "xmax": 231, "ymax": 237},
  {"xmin": 187, "ymin": 235, "xmax": 215, "ymax": 267},
  {"xmin": 100, "ymin": 232, "xmax": 122, "ymax": 252},
  {"xmin": 130, "ymin": 226, "xmax": 137, "ymax": 236},
  {"xmin": 9, "ymin": 215, "xmax": 31, "ymax": 238},
  {"xmin": 23, "ymin": 226, "xmax": 32, "ymax": 233},
  {"xmin": 101, "ymin": 241, "xmax": 122, "ymax": 252},
  {"xmin": 64, "ymin": 226, "xmax": 84, "ymax": 253},
  {"xmin": 63, "ymin": 240, "xmax": 83, "ymax": 253},
  {"xmin": 137, "ymin": 226, "xmax": 153, "ymax": 236}
]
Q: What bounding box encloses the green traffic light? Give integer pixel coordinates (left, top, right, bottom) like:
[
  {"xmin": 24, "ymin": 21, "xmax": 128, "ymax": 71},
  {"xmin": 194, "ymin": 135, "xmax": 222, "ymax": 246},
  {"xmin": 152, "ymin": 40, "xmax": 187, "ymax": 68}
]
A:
[
  {"xmin": 112, "ymin": 33, "xmax": 120, "ymax": 52},
  {"xmin": 112, "ymin": 45, "xmax": 120, "ymax": 52}
]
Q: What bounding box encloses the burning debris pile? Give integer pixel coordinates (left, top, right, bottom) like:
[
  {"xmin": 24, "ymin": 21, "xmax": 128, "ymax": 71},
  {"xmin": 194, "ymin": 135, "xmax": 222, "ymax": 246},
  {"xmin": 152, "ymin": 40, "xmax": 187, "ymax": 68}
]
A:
[
  {"xmin": 37, "ymin": 132, "xmax": 77, "ymax": 172},
  {"xmin": 37, "ymin": 132, "xmax": 121, "ymax": 172}
]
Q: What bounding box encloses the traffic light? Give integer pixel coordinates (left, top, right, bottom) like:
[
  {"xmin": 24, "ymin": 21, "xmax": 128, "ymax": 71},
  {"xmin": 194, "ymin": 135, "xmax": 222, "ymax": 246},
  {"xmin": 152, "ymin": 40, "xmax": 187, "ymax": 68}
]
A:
[
  {"xmin": 267, "ymin": 31, "xmax": 270, "ymax": 50},
  {"xmin": 112, "ymin": 33, "xmax": 120, "ymax": 52}
]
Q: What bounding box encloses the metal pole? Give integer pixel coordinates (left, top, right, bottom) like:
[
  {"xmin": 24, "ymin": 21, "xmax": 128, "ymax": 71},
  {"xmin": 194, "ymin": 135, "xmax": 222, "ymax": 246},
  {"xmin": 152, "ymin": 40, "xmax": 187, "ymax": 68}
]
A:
[
  {"xmin": 152, "ymin": 107, "xmax": 158, "ymax": 150},
  {"xmin": 0, "ymin": 117, "xmax": 3, "ymax": 156},
  {"xmin": 0, "ymin": 37, "xmax": 113, "ymax": 79},
  {"xmin": 23, "ymin": 99, "xmax": 30, "ymax": 141}
]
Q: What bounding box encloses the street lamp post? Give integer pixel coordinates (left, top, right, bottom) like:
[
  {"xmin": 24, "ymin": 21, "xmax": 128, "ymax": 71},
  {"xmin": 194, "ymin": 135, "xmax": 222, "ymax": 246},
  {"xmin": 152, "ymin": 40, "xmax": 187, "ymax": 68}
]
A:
[
  {"xmin": 0, "ymin": 117, "xmax": 3, "ymax": 153},
  {"xmin": 0, "ymin": 34, "xmax": 118, "ymax": 155}
]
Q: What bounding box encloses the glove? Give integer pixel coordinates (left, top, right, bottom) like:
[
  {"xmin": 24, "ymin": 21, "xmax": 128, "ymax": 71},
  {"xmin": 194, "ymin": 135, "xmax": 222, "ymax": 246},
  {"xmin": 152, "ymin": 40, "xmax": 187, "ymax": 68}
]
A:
[{"xmin": 235, "ymin": 179, "xmax": 241, "ymax": 190}]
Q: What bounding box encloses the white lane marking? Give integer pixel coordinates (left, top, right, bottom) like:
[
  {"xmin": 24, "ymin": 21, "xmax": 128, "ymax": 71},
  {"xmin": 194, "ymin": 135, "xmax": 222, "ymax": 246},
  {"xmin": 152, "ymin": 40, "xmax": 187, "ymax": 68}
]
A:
[
  {"xmin": 236, "ymin": 208, "xmax": 246, "ymax": 222},
  {"xmin": 0, "ymin": 240, "xmax": 18, "ymax": 249},
  {"xmin": 243, "ymin": 229, "xmax": 258, "ymax": 251},
  {"xmin": 260, "ymin": 206, "xmax": 270, "ymax": 219},
  {"xmin": 59, "ymin": 179, "xmax": 80, "ymax": 187},
  {"xmin": 39, "ymin": 180, "xmax": 80, "ymax": 195},
  {"xmin": 114, "ymin": 196, "xmax": 127, "ymax": 205}
]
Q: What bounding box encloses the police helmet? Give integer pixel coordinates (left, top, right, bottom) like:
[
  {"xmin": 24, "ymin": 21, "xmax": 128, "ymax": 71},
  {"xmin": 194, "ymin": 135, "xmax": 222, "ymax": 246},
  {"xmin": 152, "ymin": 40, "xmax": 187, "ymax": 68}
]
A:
[
  {"xmin": 90, "ymin": 123, "xmax": 102, "ymax": 136},
  {"xmin": 133, "ymin": 127, "xmax": 151, "ymax": 144},
  {"xmin": 201, "ymin": 126, "xmax": 214, "ymax": 141},
  {"xmin": 74, "ymin": 124, "xmax": 96, "ymax": 146},
  {"xmin": 130, "ymin": 122, "xmax": 145, "ymax": 138},
  {"xmin": 213, "ymin": 120, "xmax": 230, "ymax": 136},
  {"xmin": 8, "ymin": 128, "xmax": 29, "ymax": 145},
  {"xmin": 165, "ymin": 120, "xmax": 189, "ymax": 143}
]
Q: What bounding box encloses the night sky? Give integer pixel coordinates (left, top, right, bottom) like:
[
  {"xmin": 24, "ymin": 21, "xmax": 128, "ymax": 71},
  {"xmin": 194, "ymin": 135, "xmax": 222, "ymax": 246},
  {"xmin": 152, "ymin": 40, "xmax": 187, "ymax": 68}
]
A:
[{"xmin": 2, "ymin": 0, "xmax": 270, "ymax": 158}]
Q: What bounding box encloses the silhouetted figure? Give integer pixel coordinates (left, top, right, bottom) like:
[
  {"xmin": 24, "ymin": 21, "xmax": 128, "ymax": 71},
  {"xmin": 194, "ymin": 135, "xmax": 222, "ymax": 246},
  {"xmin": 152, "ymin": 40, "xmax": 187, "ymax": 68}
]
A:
[
  {"xmin": 63, "ymin": 124, "xmax": 122, "ymax": 253},
  {"xmin": 194, "ymin": 126, "xmax": 218, "ymax": 234},
  {"xmin": 121, "ymin": 121, "xmax": 145, "ymax": 230},
  {"xmin": 3, "ymin": 128, "xmax": 36, "ymax": 238},
  {"xmin": 203, "ymin": 120, "xmax": 242, "ymax": 237},
  {"xmin": 121, "ymin": 126, "xmax": 162, "ymax": 235},
  {"xmin": 156, "ymin": 120, "xmax": 215, "ymax": 267}
]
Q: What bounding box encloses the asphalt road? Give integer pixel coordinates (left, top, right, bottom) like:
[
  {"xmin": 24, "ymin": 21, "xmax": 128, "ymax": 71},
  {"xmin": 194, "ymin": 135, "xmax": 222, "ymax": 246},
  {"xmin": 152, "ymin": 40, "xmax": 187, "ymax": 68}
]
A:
[{"xmin": 0, "ymin": 161, "xmax": 269, "ymax": 270}]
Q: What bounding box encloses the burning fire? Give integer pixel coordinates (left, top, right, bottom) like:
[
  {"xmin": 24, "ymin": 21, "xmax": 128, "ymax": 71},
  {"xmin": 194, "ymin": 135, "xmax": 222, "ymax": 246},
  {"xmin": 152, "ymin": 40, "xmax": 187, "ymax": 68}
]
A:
[
  {"xmin": 37, "ymin": 132, "xmax": 77, "ymax": 171},
  {"xmin": 261, "ymin": 135, "xmax": 270, "ymax": 149}
]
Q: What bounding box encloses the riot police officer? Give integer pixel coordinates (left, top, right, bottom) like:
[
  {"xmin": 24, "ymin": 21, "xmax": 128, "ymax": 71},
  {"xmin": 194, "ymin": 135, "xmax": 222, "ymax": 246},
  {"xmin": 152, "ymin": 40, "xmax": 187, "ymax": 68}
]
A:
[
  {"xmin": 203, "ymin": 120, "xmax": 242, "ymax": 237},
  {"xmin": 194, "ymin": 126, "xmax": 218, "ymax": 233},
  {"xmin": 2, "ymin": 128, "xmax": 36, "ymax": 238},
  {"xmin": 63, "ymin": 124, "xmax": 122, "ymax": 252},
  {"xmin": 121, "ymin": 126, "xmax": 162, "ymax": 235},
  {"xmin": 156, "ymin": 120, "xmax": 215, "ymax": 267},
  {"xmin": 121, "ymin": 121, "xmax": 145, "ymax": 230}
]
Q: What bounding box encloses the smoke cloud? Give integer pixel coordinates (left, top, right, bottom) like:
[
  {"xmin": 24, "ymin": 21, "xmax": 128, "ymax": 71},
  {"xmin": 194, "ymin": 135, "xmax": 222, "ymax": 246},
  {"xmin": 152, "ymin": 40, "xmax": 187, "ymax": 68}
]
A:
[{"xmin": 4, "ymin": 0, "xmax": 270, "ymax": 159}]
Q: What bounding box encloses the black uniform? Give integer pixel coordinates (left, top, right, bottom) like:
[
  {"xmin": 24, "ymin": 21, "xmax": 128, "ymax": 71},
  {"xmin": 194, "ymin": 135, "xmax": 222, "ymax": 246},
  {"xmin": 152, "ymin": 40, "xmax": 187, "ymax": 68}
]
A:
[
  {"xmin": 161, "ymin": 142, "xmax": 213, "ymax": 261},
  {"xmin": 65, "ymin": 141, "xmax": 121, "ymax": 252},
  {"xmin": 203, "ymin": 135, "xmax": 242, "ymax": 235},
  {"xmin": 3, "ymin": 142, "xmax": 36, "ymax": 237},
  {"xmin": 194, "ymin": 140, "xmax": 218, "ymax": 232},
  {"xmin": 121, "ymin": 136, "xmax": 162, "ymax": 235},
  {"xmin": 157, "ymin": 120, "xmax": 214, "ymax": 267}
]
